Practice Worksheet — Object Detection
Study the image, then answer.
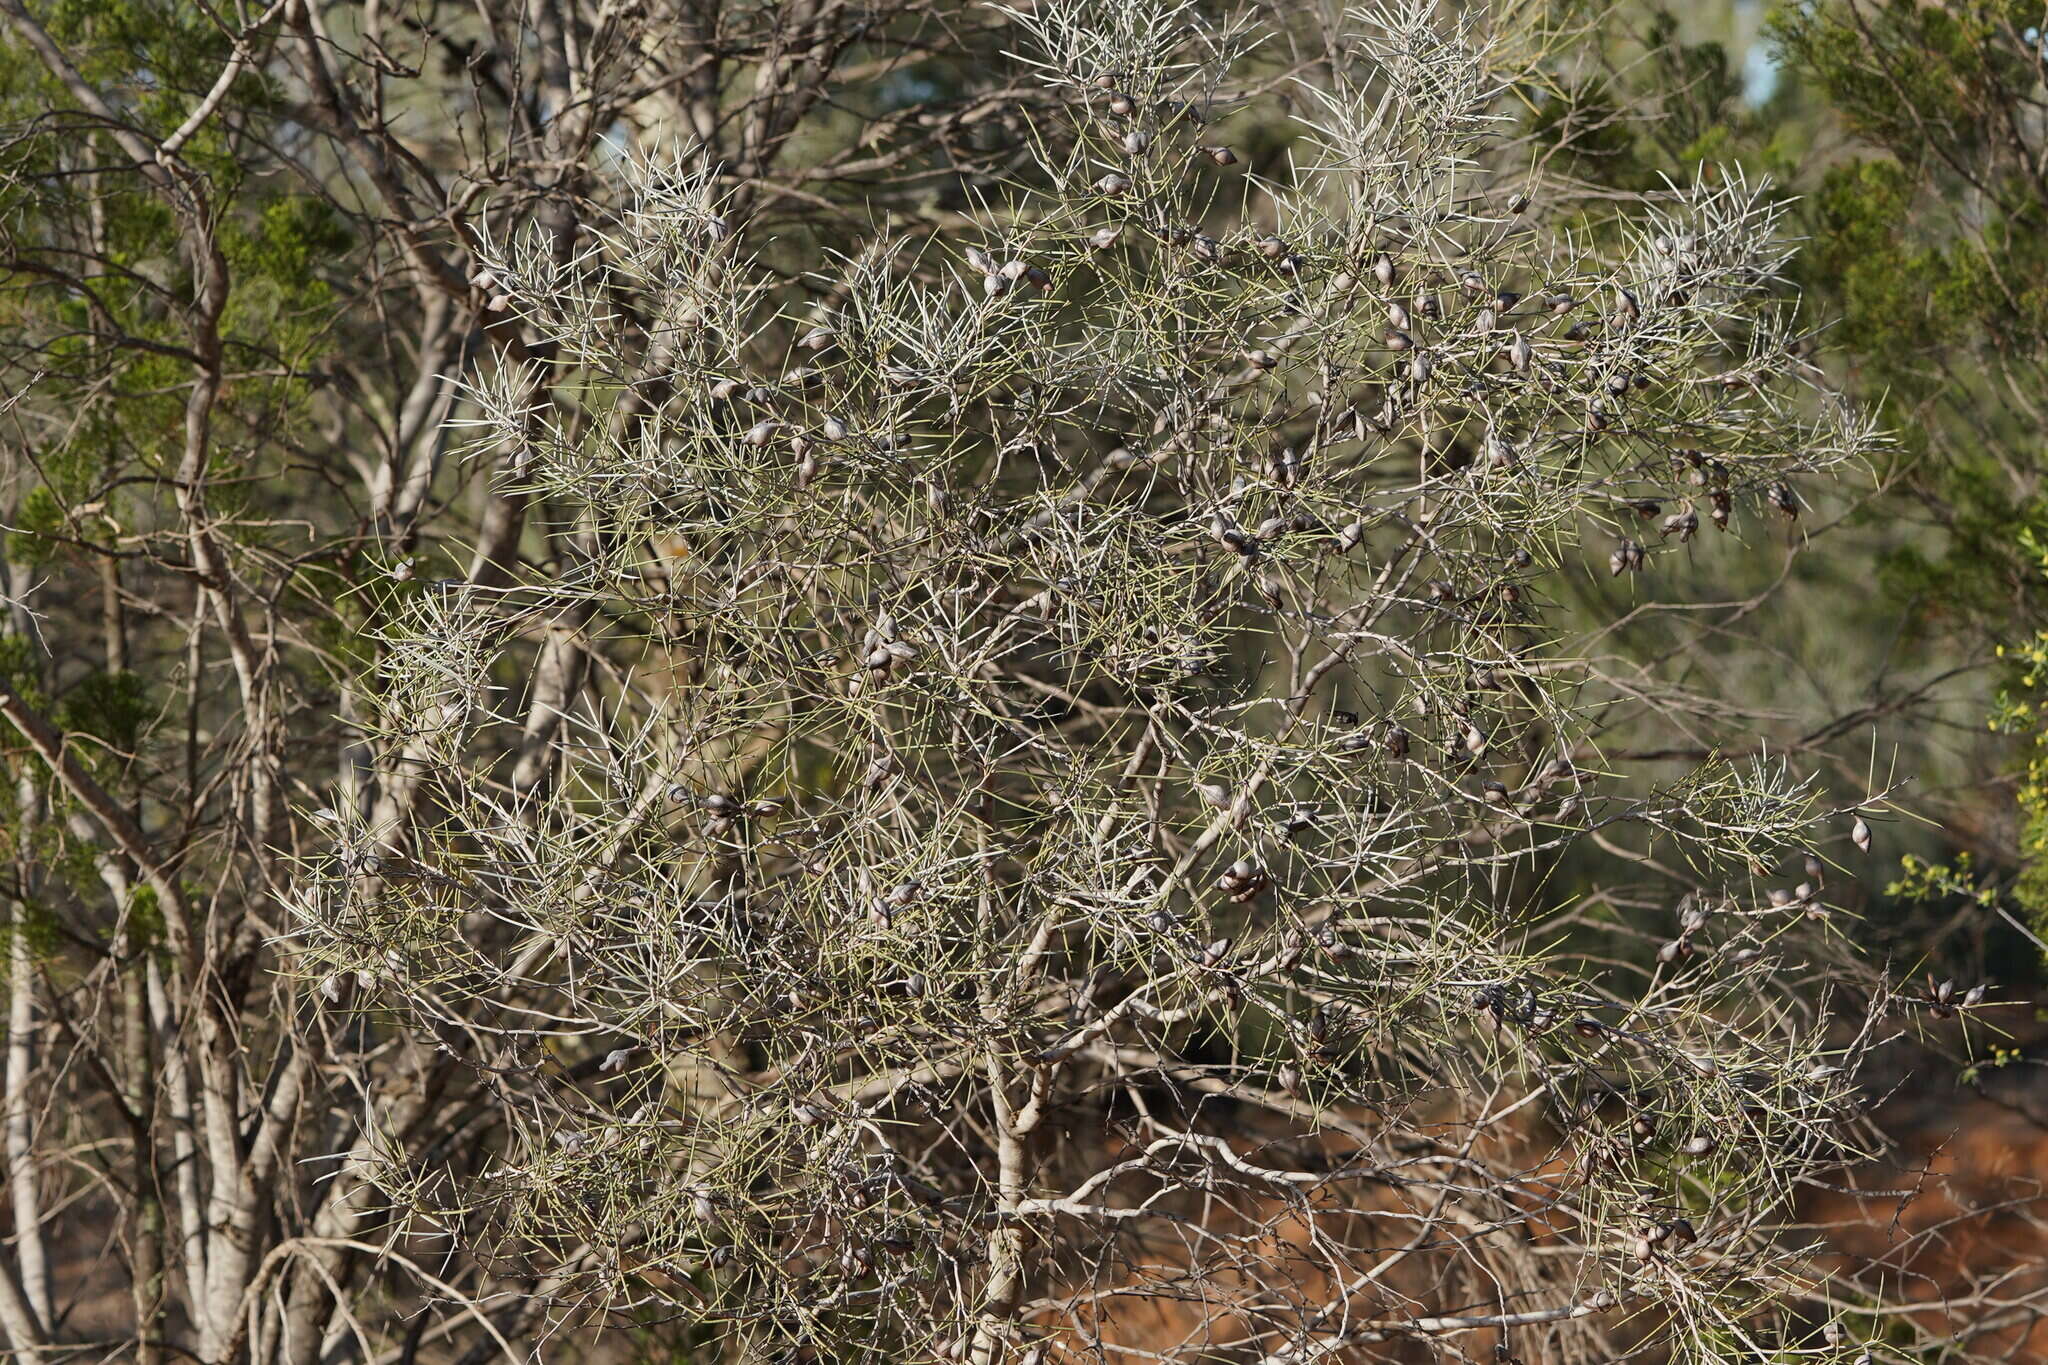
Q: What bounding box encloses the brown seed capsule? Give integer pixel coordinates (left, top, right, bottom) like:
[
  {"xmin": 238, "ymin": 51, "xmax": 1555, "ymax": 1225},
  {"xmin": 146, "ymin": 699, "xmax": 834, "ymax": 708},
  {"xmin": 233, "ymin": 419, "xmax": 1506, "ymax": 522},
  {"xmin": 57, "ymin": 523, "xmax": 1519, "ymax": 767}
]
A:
[
  {"xmin": 1372, "ymin": 253, "xmax": 1395, "ymax": 286},
  {"xmin": 1201, "ymin": 145, "xmax": 1238, "ymax": 165},
  {"xmin": 1508, "ymin": 333, "xmax": 1533, "ymax": 373},
  {"xmin": 1090, "ymin": 225, "xmax": 1122, "ymax": 250},
  {"xmin": 1122, "ymin": 128, "xmax": 1149, "ymax": 155},
  {"xmin": 1385, "ymin": 330, "xmax": 1414, "ymax": 352},
  {"xmin": 1246, "ymin": 348, "xmax": 1278, "ymax": 370},
  {"xmin": 1386, "ymin": 300, "xmax": 1411, "ymax": 330},
  {"xmin": 1660, "ymin": 511, "xmax": 1698, "ymax": 543},
  {"xmin": 1258, "ymin": 234, "xmax": 1288, "ymax": 259},
  {"xmin": 1851, "ymin": 815, "xmax": 1872, "ymax": 852},
  {"xmin": 1481, "ymin": 779, "xmax": 1511, "ymax": 805},
  {"xmin": 1094, "ymin": 172, "xmax": 1132, "ymax": 195},
  {"xmin": 1683, "ymin": 1134, "xmax": 1717, "ymax": 1156},
  {"xmin": 1769, "ymin": 481, "xmax": 1799, "ymax": 519},
  {"xmin": 1107, "ymin": 92, "xmax": 1136, "ymax": 116}
]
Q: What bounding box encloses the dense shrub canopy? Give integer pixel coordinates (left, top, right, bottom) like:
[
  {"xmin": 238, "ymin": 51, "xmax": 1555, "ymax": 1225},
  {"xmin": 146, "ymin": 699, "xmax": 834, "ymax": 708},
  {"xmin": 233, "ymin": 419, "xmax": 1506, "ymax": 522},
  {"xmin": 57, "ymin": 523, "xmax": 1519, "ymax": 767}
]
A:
[{"xmin": 0, "ymin": 0, "xmax": 2035, "ymax": 1363}]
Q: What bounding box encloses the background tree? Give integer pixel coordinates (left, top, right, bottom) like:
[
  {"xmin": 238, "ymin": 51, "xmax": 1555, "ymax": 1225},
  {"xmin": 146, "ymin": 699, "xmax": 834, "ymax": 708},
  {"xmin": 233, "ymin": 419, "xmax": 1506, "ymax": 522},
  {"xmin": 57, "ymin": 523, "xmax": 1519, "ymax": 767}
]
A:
[{"xmin": 0, "ymin": 0, "xmax": 2039, "ymax": 1363}]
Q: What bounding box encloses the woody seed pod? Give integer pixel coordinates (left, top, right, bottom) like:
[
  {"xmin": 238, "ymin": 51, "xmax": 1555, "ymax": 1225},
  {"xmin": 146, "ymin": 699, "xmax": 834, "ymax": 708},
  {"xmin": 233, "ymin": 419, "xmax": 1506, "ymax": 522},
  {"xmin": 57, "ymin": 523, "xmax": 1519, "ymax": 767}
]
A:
[{"xmin": 1202, "ymin": 145, "xmax": 1238, "ymax": 165}]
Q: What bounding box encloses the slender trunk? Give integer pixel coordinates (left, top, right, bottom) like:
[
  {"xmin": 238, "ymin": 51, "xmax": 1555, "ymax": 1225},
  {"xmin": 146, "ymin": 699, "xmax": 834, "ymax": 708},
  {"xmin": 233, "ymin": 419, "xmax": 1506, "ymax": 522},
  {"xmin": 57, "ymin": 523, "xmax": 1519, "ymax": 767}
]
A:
[
  {"xmin": 5, "ymin": 916, "xmax": 48, "ymax": 1335},
  {"xmin": 122, "ymin": 940, "xmax": 163, "ymax": 1365}
]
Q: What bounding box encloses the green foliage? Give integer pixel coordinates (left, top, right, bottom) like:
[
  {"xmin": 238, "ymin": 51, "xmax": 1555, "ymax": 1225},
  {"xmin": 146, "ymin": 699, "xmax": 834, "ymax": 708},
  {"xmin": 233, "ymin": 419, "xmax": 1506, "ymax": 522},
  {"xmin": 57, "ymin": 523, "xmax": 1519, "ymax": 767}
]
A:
[
  {"xmin": 9, "ymin": 488, "xmax": 64, "ymax": 564},
  {"xmin": 1, "ymin": 902, "xmax": 62, "ymax": 963},
  {"xmin": 123, "ymin": 882, "xmax": 163, "ymax": 952},
  {"xmin": 58, "ymin": 670, "xmax": 149, "ymax": 755},
  {"xmin": 0, "ymin": 635, "xmax": 44, "ymax": 713}
]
